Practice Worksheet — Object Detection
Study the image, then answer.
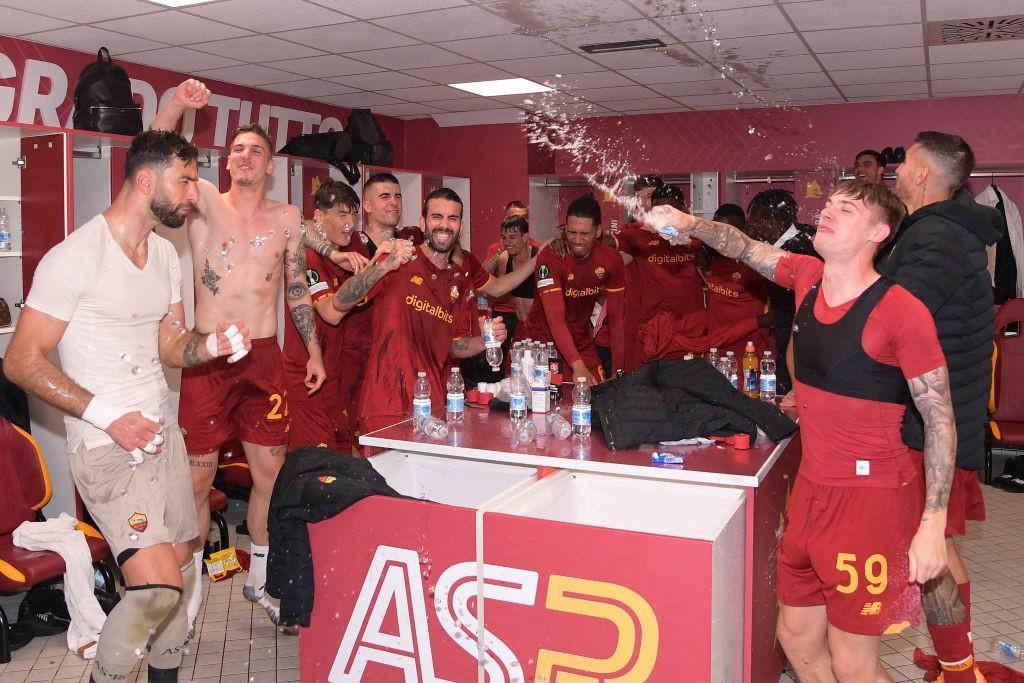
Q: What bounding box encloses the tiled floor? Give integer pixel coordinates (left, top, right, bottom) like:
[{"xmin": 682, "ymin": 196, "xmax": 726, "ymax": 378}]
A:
[{"xmin": 2, "ymin": 458, "xmax": 1023, "ymax": 682}]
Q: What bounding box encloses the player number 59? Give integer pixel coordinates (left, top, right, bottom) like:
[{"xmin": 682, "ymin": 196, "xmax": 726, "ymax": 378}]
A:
[{"xmin": 835, "ymin": 552, "xmax": 888, "ymax": 595}]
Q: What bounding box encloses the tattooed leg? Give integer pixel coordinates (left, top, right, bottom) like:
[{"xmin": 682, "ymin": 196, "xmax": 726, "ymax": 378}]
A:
[{"xmin": 921, "ymin": 570, "xmax": 967, "ymax": 626}]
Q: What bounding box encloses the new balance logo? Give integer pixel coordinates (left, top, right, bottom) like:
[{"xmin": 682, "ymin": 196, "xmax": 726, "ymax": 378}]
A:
[{"xmin": 860, "ymin": 601, "xmax": 882, "ymax": 616}]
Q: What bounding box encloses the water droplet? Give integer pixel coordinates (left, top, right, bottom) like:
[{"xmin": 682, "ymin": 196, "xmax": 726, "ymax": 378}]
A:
[
  {"xmin": 151, "ymin": 357, "xmax": 160, "ymax": 365},
  {"xmin": 229, "ymin": 236, "xmax": 238, "ymax": 244},
  {"xmin": 764, "ymin": 153, "xmax": 773, "ymax": 160},
  {"xmin": 712, "ymin": 39, "xmax": 721, "ymax": 47},
  {"xmin": 132, "ymin": 366, "xmax": 144, "ymax": 375},
  {"xmin": 748, "ymin": 126, "xmax": 755, "ymax": 134},
  {"xmin": 226, "ymin": 263, "xmax": 234, "ymax": 273},
  {"xmin": 120, "ymin": 352, "xmax": 131, "ymax": 362},
  {"xmin": 129, "ymin": 533, "xmax": 139, "ymax": 541}
]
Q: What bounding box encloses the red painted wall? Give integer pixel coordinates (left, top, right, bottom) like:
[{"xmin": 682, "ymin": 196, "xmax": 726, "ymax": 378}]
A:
[{"xmin": 403, "ymin": 119, "xmax": 528, "ymax": 259}]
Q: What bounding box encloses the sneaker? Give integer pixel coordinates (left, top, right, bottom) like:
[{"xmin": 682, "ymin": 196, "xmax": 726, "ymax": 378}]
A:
[
  {"xmin": 244, "ymin": 584, "xmax": 282, "ymax": 625},
  {"xmin": 992, "ymin": 456, "xmax": 1022, "ymax": 489}
]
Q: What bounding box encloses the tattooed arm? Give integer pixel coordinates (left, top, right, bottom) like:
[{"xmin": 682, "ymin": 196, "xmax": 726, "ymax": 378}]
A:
[
  {"xmin": 303, "ymin": 226, "xmax": 336, "ymax": 259},
  {"xmin": 331, "ymin": 239, "xmax": 415, "ymax": 315},
  {"xmin": 284, "ymin": 216, "xmax": 325, "ymax": 393},
  {"xmin": 906, "ymin": 365, "xmax": 956, "ymax": 584},
  {"xmin": 449, "ymin": 316, "xmax": 508, "ymax": 359},
  {"xmin": 646, "ymin": 205, "xmax": 786, "ymax": 282}
]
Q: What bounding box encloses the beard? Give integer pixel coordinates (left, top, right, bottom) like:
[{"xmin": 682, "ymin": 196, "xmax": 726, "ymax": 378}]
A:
[
  {"xmin": 233, "ymin": 176, "xmax": 254, "ymax": 187},
  {"xmin": 150, "ymin": 194, "xmax": 193, "ymax": 229},
  {"xmin": 426, "ymin": 228, "xmax": 457, "ymax": 254}
]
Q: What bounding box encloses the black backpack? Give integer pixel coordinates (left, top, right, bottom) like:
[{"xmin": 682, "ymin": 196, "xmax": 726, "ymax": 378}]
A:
[
  {"xmin": 278, "ymin": 130, "xmax": 361, "ymax": 185},
  {"xmin": 346, "ymin": 109, "xmax": 393, "ymax": 166},
  {"xmin": 72, "ymin": 47, "xmax": 143, "ymax": 135}
]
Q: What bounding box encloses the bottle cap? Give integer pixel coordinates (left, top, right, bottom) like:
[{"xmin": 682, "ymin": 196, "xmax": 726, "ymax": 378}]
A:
[{"xmin": 417, "ymin": 371, "xmax": 426, "ymax": 377}]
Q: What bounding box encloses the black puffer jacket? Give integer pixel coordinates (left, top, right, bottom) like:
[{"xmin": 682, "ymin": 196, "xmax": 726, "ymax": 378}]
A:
[
  {"xmin": 266, "ymin": 448, "xmax": 405, "ymax": 627},
  {"xmin": 876, "ymin": 188, "xmax": 1003, "ymax": 470},
  {"xmin": 592, "ymin": 359, "xmax": 797, "ymax": 450}
]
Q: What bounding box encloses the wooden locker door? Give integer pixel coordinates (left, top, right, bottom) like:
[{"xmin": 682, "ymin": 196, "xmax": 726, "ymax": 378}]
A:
[{"xmin": 20, "ymin": 133, "xmax": 67, "ymax": 294}]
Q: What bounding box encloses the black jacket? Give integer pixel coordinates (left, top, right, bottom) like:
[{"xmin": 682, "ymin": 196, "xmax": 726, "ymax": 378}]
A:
[
  {"xmin": 266, "ymin": 448, "xmax": 404, "ymax": 627},
  {"xmin": 592, "ymin": 359, "xmax": 797, "ymax": 450},
  {"xmin": 877, "ymin": 188, "xmax": 1003, "ymax": 470}
]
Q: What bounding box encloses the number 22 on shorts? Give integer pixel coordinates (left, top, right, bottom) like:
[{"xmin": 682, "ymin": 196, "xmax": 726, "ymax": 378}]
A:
[
  {"xmin": 267, "ymin": 391, "xmax": 289, "ymax": 421},
  {"xmin": 835, "ymin": 552, "xmax": 888, "ymax": 595}
]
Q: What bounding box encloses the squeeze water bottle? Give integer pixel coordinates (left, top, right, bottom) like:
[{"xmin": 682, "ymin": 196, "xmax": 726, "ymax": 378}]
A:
[
  {"xmin": 759, "ymin": 351, "xmax": 777, "ymax": 402},
  {"xmin": 571, "ymin": 378, "xmax": 592, "ymax": 436},
  {"xmin": 482, "ymin": 318, "xmax": 503, "ymax": 370},
  {"xmin": 509, "ymin": 363, "xmax": 530, "ymax": 424},
  {"xmin": 412, "ymin": 371, "xmax": 432, "ymax": 432},
  {"xmin": 446, "ymin": 367, "xmax": 465, "ymax": 422},
  {"xmin": 724, "ymin": 351, "xmax": 739, "ymax": 389},
  {"xmin": 742, "ymin": 341, "xmax": 759, "ymax": 398}
]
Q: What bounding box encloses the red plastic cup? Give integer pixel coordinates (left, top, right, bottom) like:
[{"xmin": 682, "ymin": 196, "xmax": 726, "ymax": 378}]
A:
[{"xmin": 466, "ymin": 389, "xmax": 480, "ymax": 404}]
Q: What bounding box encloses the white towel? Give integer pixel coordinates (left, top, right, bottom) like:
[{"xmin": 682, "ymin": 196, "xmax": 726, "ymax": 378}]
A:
[{"xmin": 13, "ymin": 513, "xmax": 107, "ymax": 658}]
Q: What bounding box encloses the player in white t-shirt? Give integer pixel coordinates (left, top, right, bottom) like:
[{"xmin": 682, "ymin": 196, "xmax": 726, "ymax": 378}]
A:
[{"xmin": 5, "ymin": 129, "xmax": 250, "ymax": 683}]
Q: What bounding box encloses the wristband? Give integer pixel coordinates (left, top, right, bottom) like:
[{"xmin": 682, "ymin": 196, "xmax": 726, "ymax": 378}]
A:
[{"xmin": 82, "ymin": 398, "xmax": 124, "ymax": 431}]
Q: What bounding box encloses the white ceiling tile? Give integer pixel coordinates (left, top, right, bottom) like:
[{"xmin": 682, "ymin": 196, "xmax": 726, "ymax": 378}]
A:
[
  {"xmin": 749, "ymin": 71, "xmax": 833, "ymax": 89},
  {"xmin": 345, "ymin": 45, "xmax": 471, "ymax": 70},
  {"xmin": 191, "ymin": 35, "xmax": 324, "ymax": 62},
  {"xmin": 373, "ymin": 5, "xmax": 517, "ymax": 41},
  {"xmin": 932, "ymin": 89, "xmax": 1022, "ymax": 98},
  {"xmin": 930, "ymin": 58, "xmax": 1024, "ymax": 80},
  {"xmin": 598, "ymin": 96, "xmax": 682, "ymax": 111},
  {"xmin": 1, "ymin": 7, "xmax": 72, "ymax": 35},
  {"xmin": 0, "ymin": 0, "xmax": 158, "ymax": 23},
  {"xmin": 783, "ymin": 98, "xmax": 846, "ymax": 107},
  {"xmin": 586, "ymin": 45, "xmax": 696, "ymax": 69},
  {"xmin": 273, "ymin": 23, "xmax": 419, "ymax": 53},
  {"xmin": 24, "ymin": 26, "xmax": 167, "ymax": 55},
  {"xmin": 264, "ymin": 55, "xmax": 384, "ymax": 78},
  {"xmin": 924, "ymin": 0, "xmax": 1024, "ymax": 21},
  {"xmin": 786, "ymin": 0, "xmax": 921, "ymax": 30},
  {"xmin": 480, "ymin": 0, "xmax": 642, "ymax": 31},
  {"xmin": 539, "ymin": 71, "xmax": 636, "ymax": 90},
  {"xmin": 929, "ymin": 40, "xmax": 1024, "ymax": 64},
  {"xmin": 840, "ymin": 81, "xmax": 931, "ymax": 97},
  {"xmin": 818, "ymin": 47, "xmax": 926, "ymax": 71},
  {"xmin": 121, "ymin": 47, "xmax": 242, "ymax": 72},
  {"xmin": 440, "ymin": 34, "xmax": 567, "ymax": 60},
  {"xmin": 403, "ymin": 62, "xmax": 516, "ymax": 84},
  {"xmin": 194, "ymin": 64, "xmax": 307, "ymax": 86},
  {"xmin": 673, "ymin": 92, "xmax": 748, "ymax": 107},
  {"xmin": 370, "ymin": 102, "xmax": 448, "ymax": 116},
  {"xmin": 377, "ymin": 85, "xmax": 474, "ymax": 102},
  {"xmin": 932, "ymin": 75, "xmax": 1024, "ymax": 93},
  {"xmin": 750, "ymin": 85, "xmax": 842, "ymax": 101},
  {"xmin": 803, "ymin": 24, "xmax": 923, "ymax": 54},
  {"xmin": 688, "ymin": 33, "xmax": 808, "ymax": 60},
  {"xmin": 545, "ymin": 18, "xmax": 675, "ymax": 50},
  {"xmin": 259, "ymin": 79, "xmax": 358, "ymax": 98},
  {"xmin": 488, "ymin": 54, "xmax": 601, "ymax": 77},
  {"xmin": 96, "ymin": 11, "xmax": 253, "ymax": 44},
  {"xmin": 314, "ymin": 92, "xmax": 404, "ymax": 107},
  {"xmin": 731, "ymin": 54, "xmax": 824, "ymax": 76},
  {"xmin": 619, "ymin": 63, "xmax": 714, "ymax": 84},
  {"xmin": 310, "ymin": 0, "xmax": 467, "ymax": 19},
  {"xmin": 433, "ymin": 97, "xmax": 526, "ymax": 111},
  {"xmin": 642, "ymin": 0, "xmax": 773, "ymax": 13},
  {"xmin": 621, "ymin": 107, "xmax": 695, "ymax": 115},
  {"xmin": 830, "ymin": 65, "xmax": 928, "ymax": 85},
  {"xmin": 847, "ymin": 93, "xmax": 931, "ymax": 102},
  {"xmin": 688, "ymin": 102, "xmax": 767, "ymax": 110},
  {"xmin": 186, "ymin": 0, "xmax": 352, "ymax": 32},
  {"xmin": 575, "ymin": 85, "xmax": 659, "ymax": 101},
  {"xmin": 329, "ymin": 71, "xmax": 436, "ymax": 90},
  {"xmin": 662, "ymin": 5, "xmax": 794, "ymax": 41},
  {"xmin": 647, "ymin": 79, "xmax": 742, "ymax": 97}
]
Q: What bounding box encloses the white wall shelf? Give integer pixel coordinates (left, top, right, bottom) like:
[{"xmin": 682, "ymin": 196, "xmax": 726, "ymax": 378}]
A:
[
  {"xmin": 0, "ymin": 326, "xmax": 14, "ymax": 335},
  {"xmin": 0, "ymin": 251, "xmax": 22, "ymax": 257},
  {"xmin": 0, "ymin": 195, "xmax": 20, "ymax": 202}
]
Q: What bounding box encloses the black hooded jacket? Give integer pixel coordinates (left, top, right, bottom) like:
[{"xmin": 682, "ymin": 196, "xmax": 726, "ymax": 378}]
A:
[{"xmin": 876, "ymin": 188, "xmax": 1004, "ymax": 470}]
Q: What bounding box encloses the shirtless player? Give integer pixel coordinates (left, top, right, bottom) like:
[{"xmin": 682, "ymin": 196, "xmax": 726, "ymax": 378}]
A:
[{"xmin": 151, "ymin": 80, "xmax": 325, "ymax": 628}]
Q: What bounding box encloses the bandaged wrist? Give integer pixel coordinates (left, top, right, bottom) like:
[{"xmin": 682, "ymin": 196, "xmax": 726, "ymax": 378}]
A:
[{"xmin": 82, "ymin": 398, "xmax": 124, "ymax": 431}]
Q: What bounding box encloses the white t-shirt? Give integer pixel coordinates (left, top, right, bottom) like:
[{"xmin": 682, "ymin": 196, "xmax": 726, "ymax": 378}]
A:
[{"xmin": 25, "ymin": 215, "xmax": 182, "ymax": 450}]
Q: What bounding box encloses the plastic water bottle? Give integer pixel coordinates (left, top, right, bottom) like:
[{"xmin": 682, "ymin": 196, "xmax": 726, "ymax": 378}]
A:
[
  {"xmin": 742, "ymin": 341, "xmax": 759, "ymax": 398},
  {"xmin": 509, "ymin": 363, "xmax": 529, "ymax": 423},
  {"xmin": 0, "ymin": 209, "xmax": 10, "ymax": 252},
  {"xmin": 412, "ymin": 371, "xmax": 431, "ymax": 432},
  {"xmin": 759, "ymin": 351, "xmax": 777, "ymax": 402},
  {"xmin": 708, "ymin": 347, "xmax": 719, "ymax": 373},
  {"xmin": 482, "ymin": 318, "xmax": 503, "ymax": 369},
  {"xmin": 995, "ymin": 639, "xmax": 1024, "ymax": 660},
  {"xmin": 514, "ymin": 418, "xmax": 537, "ymax": 443},
  {"xmin": 446, "ymin": 367, "xmax": 465, "ymax": 422},
  {"xmin": 547, "ymin": 413, "xmax": 571, "ymax": 439},
  {"xmin": 571, "ymin": 378, "xmax": 592, "ymax": 436},
  {"xmin": 522, "ymin": 348, "xmax": 535, "ymax": 385},
  {"xmin": 724, "ymin": 351, "xmax": 739, "ymax": 389},
  {"xmin": 420, "ymin": 415, "xmax": 449, "ymax": 439}
]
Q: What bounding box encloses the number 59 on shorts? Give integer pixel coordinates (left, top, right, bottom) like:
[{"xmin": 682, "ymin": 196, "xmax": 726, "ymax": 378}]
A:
[{"xmin": 835, "ymin": 552, "xmax": 888, "ymax": 595}]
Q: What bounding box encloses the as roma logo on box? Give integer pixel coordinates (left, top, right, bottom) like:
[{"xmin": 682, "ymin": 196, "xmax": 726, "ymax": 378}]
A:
[{"xmin": 128, "ymin": 512, "xmax": 148, "ymax": 533}]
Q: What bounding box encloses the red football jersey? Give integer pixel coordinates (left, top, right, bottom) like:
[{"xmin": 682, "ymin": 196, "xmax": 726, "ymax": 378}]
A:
[
  {"xmin": 703, "ymin": 255, "xmax": 771, "ymax": 356},
  {"xmin": 776, "ymin": 254, "xmax": 946, "ymax": 488},
  {"xmin": 613, "ymin": 228, "xmax": 704, "ymax": 319}
]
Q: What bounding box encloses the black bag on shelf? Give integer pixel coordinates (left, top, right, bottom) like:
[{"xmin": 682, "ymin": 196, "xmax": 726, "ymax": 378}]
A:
[
  {"xmin": 346, "ymin": 108, "xmax": 393, "ymax": 166},
  {"xmin": 72, "ymin": 47, "xmax": 143, "ymax": 135},
  {"xmin": 278, "ymin": 130, "xmax": 360, "ymax": 185}
]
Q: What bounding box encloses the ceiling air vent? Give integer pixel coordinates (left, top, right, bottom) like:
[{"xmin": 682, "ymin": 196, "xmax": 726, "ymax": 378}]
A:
[
  {"xmin": 926, "ymin": 14, "xmax": 1024, "ymax": 45},
  {"xmin": 579, "ymin": 38, "xmax": 666, "ymax": 54}
]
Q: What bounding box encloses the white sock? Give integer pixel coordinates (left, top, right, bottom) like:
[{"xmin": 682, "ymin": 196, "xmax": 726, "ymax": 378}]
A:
[
  {"xmin": 247, "ymin": 544, "xmax": 268, "ymax": 592},
  {"xmin": 185, "ymin": 549, "xmax": 204, "ymax": 636}
]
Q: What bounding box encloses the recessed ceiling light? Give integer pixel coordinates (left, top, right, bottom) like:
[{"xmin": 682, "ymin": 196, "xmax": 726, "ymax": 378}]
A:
[
  {"xmin": 579, "ymin": 38, "xmax": 666, "ymax": 54},
  {"xmin": 147, "ymin": 0, "xmax": 218, "ymax": 7},
  {"xmin": 448, "ymin": 78, "xmax": 552, "ymax": 97}
]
